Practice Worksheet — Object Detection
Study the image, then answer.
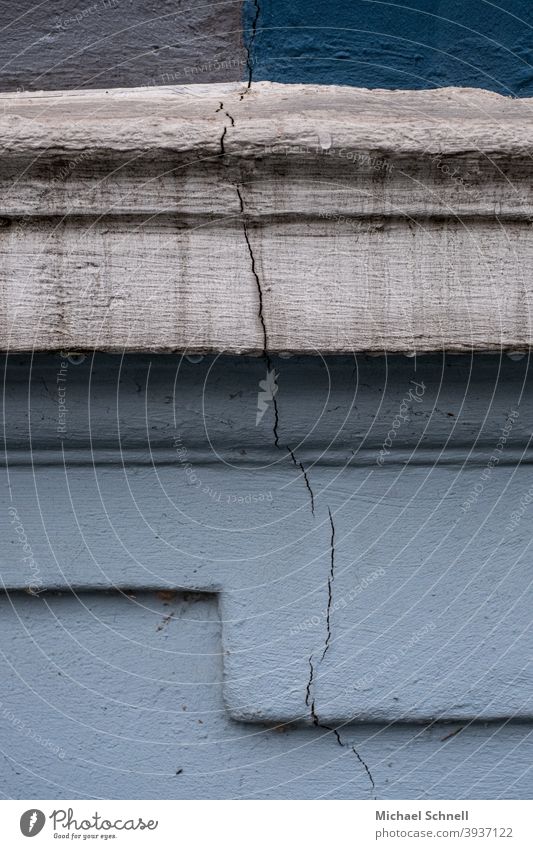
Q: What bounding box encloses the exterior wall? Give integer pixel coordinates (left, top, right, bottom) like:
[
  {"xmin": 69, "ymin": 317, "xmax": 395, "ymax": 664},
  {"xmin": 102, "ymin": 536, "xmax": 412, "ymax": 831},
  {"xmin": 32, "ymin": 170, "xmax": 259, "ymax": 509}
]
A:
[
  {"xmin": 246, "ymin": 0, "xmax": 533, "ymax": 94},
  {"xmin": 2, "ymin": 1, "xmax": 532, "ymax": 94},
  {"xmin": 0, "ymin": 0, "xmax": 245, "ymax": 91},
  {"xmin": 1, "ymin": 590, "xmax": 531, "ymax": 799},
  {"xmin": 1, "ymin": 0, "xmax": 532, "ymax": 800},
  {"xmin": 2, "ymin": 354, "xmax": 532, "ymax": 799}
]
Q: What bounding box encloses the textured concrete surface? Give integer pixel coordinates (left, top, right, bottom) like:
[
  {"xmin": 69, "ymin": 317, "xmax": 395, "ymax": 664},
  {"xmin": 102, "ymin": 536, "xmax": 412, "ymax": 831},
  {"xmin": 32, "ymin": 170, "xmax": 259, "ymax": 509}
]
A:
[
  {"xmin": 0, "ymin": 0, "xmax": 244, "ymax": 91},
  {"xmin": 4, "ymin": 1, "xmax": 533, "ymax": 95},
  {"xmin": 1, "ymin": 590, "xmax": 532, "ymax": 799},
  {"xmin": 1, "ymin": 0, "xmax": 532, "ymax": 802},
  {"xmin": 2, "ymin": 353, "xmax": 532, "ymax": 798},
  {"xmin": 244, "ymin": 0, "xmax": 533, "ymax": 94},
  {"xmin": 2, "ymin": 83, "xmax": 533, "ymax": 354}
]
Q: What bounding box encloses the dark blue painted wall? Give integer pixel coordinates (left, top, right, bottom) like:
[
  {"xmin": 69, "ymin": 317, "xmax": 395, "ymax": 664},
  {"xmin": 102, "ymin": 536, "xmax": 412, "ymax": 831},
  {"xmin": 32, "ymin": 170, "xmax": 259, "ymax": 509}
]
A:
[{"xmin": 244, "ymin": 0, "xmax": 533, "ymax": 94}]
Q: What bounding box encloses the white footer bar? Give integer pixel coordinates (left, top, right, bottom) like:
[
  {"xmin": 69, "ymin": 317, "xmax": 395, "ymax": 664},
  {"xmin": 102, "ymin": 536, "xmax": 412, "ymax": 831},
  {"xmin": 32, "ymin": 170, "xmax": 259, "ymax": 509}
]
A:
[{"xmin": 2, "ymin": 799, "xmax": 531, "ymax": 848}]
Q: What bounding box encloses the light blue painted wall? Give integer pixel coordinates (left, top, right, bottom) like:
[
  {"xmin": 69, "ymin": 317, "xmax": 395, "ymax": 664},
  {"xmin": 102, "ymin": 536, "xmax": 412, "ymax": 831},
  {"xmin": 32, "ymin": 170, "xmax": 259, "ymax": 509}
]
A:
[
  {"xmin": 1, "ymin": 591, "xmax": 531, "ymax": 799},
  {"xmin": 2, "ymin": 354, "xmax": 532, "ymax": 799}
]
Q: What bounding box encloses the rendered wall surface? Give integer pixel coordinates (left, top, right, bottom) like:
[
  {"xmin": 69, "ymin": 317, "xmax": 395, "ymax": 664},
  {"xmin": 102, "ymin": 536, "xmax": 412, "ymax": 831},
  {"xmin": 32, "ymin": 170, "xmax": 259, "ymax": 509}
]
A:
[
  {"xmin": 244, "ymin": 0, "xmax": 533, "ymax": 93},
  {"xmin": 0, "ymin": 0, "xmax": 245, "ymax": 90},
  {"xmin": 1, "ymin": 1, "xmax": 532, "ymax": 94},
  {"xmin": 1, "ymin": 589, "xmax": 531, "ymax": 799},
  {"xmin": 2, "ymin": 354, "xmax": 532, "ymax": 799},
  {"xmin": 1, "ymin": 0, "xmax": 532, "ymax": 801}
]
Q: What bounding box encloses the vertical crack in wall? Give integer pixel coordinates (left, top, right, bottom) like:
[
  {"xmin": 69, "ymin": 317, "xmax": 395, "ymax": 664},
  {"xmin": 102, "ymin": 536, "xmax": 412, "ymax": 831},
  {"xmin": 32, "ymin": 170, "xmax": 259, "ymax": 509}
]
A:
[
  {"xmin": 233, "ymin": 169, "xmax": 315, "ymax": 520},
  {"xmin": 215, "ymin": 102, "xmax": 235, "ymax": 157},
  {"xmin": 269, "ymin": 380, "xmax": 281, "ymax": 448},
  {"xmin": 350, "ymin": 746, "xmax": 376, "ymax": 796},
  {"xmin": 223, "ymin": 129, "xmax": 370, "ymax": 791},
  {"xmin": 287, "ymin": 445, "xmax": 315, "ymax": 516},
  {"xmin": 235, "ymin": 186, "xmax": 267, "ymax": 352},
  {"xmin": 305, "ymin": 655, "xmax": 316, "ymax": 711},
  {"xmin": 243, "ymin": 0, "xmax": 260, "ymax": 92},
  {"xmin": 303, "ymin": 516, "xmax": 376, "ymax": 795},
  {"xmin": 227, "ymin": 122, "xmax": 316, "ymax": 517},
  {"xmin": 320, "ymin": 507, "xmax": 336, "ymax": 661},
  {"xmin": 305, "ymin": 658, "xmax": 376, "ymax": 796},
  {"xmin": 235, "ymin": 185, "xmax": 280, "ymax": 447}
]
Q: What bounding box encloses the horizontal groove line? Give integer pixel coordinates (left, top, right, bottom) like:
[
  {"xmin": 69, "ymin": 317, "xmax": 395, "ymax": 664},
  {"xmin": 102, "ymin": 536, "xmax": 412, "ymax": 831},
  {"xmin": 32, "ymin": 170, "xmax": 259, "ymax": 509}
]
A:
[
  {"xmin": 1, "ymin": 211, "xmax": 533, "ymax": 224},
  {"xmin": 0, "ymin": 586, "xmax": 217, "ymax": 596},
  {"xmin": 3, "ymin": 447, "xmax": 533, "ymax": 467}
]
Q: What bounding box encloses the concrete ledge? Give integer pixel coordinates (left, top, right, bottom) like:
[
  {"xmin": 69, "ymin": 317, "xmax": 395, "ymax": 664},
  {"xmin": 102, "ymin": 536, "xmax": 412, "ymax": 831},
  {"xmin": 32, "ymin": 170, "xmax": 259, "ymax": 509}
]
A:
[{"xmin": 1, "ymin": 82, "xmax": 533, "ymax": 352}]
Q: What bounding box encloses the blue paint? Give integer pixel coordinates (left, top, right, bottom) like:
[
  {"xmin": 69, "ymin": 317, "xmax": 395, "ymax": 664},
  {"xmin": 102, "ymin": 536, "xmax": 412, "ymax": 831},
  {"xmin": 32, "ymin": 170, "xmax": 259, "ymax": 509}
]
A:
[
  {"xmin": 2, "ymin": 592, "xmax": 531, "ymax": 799},
  {"xmin": 3, "ymin": 354, "xmax": 533, "ymax": 797},
  {"xmin": 243, "ymin": 0, "xmax": 533, "ymax": 94}
]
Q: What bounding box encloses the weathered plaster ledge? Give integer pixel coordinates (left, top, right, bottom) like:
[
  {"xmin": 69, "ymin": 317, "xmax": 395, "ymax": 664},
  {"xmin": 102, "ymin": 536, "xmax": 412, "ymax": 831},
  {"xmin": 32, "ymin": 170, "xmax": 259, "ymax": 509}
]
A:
[{"xmin": 1, "ymin": 82, "xmax": 533, "ymax": 353}]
